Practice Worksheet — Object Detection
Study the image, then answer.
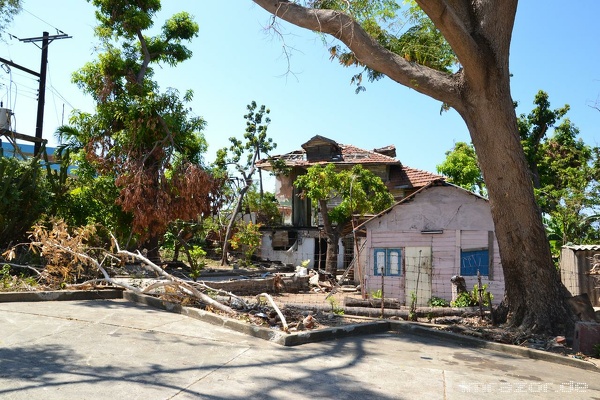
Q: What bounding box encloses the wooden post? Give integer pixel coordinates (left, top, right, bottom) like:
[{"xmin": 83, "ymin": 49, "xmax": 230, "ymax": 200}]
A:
[
  {"xmin": 380, "ymin": 266, "xmax": 385, "ymax": 318},
  {"xmin": 477, "ymin": 270, "xmax": 484, "ymax": 319}
]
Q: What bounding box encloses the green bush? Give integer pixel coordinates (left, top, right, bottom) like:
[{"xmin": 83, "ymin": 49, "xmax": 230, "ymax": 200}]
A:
[
  {"xmin": 0, "ymin": 158, "xmax": 50, "ymax": 248},
  {"xmin": 428, "ymin": 296, "xmax": 450, "ymax": 307},
  {"xmin": 230, "ymin": 221, "xmax": 262, "ymax": 266},
  {"xmin": 451, "ymin": 284, "xmax": 494, "ymax": 307}
]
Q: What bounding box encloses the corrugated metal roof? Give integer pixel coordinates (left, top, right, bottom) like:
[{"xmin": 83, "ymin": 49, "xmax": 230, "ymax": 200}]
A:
[{"xmin": 563, "ymin": 244, "xmax": 600, "ymax": 251}]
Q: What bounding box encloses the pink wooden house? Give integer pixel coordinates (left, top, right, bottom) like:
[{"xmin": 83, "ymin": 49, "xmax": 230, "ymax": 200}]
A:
[{"xmin": 357, "ymin": 180, "xmax": 505, "ymax": 306}]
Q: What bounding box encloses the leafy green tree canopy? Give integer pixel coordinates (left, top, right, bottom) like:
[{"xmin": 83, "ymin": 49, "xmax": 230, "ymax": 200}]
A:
[
  {"xmin": 436, "ymin": 142, "xmax": 485, "ymax": 196},
  {"xmin": 295, "ymin": 163, "xmax": 393, "ymax": 272},
  {"xmin": 296, "ymin": 163, "xmax": 393, "ymax": 225},
  {"xmin": 67, "ymin": 0, "xmax": 216, "ymax": 250}
]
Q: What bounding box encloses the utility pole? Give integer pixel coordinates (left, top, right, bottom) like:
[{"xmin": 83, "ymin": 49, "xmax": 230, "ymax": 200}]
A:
[
  {"xmin": 19, "ymin": 31, "xmax": 71, "ymax": 155},
  {"xmin": 0, "ymin": 31, "xmax": 71, "ymax": 156},
  {"xmin": 34, "ymin": 32, "xmax": 48, "ymax": 156}
]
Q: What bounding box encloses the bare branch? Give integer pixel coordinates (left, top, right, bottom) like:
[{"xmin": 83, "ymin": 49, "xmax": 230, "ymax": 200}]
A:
[
  {"xmin": 136, "ymin": 30, "xmax": 152, "ymax": 84},
  {"xmin": 0, "ymin": 263, "xmax": 42, "ymax": 275},
  {"xmin": 115, "ymin": 245, "xmax": 235, "ymax": 314},
  {"xmin": 257, "ymin": 292, "xmax": 289, "ymax": 333}
]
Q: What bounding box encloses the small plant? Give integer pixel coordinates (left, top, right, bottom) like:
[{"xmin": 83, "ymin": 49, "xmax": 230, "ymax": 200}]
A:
[
  {"xmin": 327, "ymin": 297, "xmax": 345, "ymax": 316},
  {"xmin": 188, "ymin": 245, "xmax": 207, "ymax": 281},
  {"xmin": 408, "ymin": 291, "xmax": 417, "ymax": 321},
  {"xmin": 370, "ymin": 289, "xmax": 382, "ymax": 299},
  {"xmin": 190, "ymin": 259, "xmax": 206, "ymax": 281},
  {"xmin": 1, "ymin": 264, "xmax": 13, "ymax": 289},
  {"xmin": 450, "ymin": 284, "xmax": 494, "ymax": 307},
  {"xmin": 427, "ymin": 296, "xmax": 450, "ymax": 307},
  {"xmin": 593, "ymin": 344, "xmax": 600, "ymax": 358},
  {"xmin": 0, "ymin": 264, "xmax": 38, "ymax": 292},
  {"xmin": 230, "ymin": 221, "xmax": 262, "ymax": 266},
  {"xmin": 451, "ymin": 291, "xmax": 476, "ymax": 308}
]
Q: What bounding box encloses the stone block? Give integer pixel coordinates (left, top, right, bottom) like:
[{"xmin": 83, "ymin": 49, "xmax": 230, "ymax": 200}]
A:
[{"xmin": 572, "ymin": 321, "xmax": 600, "ymax": 356}]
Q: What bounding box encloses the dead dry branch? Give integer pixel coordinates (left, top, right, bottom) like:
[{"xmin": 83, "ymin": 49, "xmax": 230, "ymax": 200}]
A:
[{"xmin": 257, "ymin": 292, "xmax": 289, "ymax": 333}]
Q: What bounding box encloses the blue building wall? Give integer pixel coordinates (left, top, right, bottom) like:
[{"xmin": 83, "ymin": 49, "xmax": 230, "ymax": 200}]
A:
[{"xmin": 0, "ymin": 139, "xmax": 63, "ymax": 171}]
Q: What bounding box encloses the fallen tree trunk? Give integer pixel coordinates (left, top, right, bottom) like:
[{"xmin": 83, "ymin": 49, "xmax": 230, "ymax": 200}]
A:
[
  {"xmin": 345, "ymin": 298, "xmax": 402, "ymax": 309},
  {"xmin": 202, "ymin": 275, "xmax": 309, "ymax": 296}
]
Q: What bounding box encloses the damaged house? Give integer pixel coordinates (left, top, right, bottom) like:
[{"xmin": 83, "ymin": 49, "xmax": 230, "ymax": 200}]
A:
[
  {"xmin": 356, "ymin": 180, "xmax": 505, "ymax": 306},
  {"xmin": 256, "ymin": 135, "xmax": 442, "ymax": 271}
]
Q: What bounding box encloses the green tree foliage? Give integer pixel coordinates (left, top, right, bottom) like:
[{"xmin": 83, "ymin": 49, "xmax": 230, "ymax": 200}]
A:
[
  {"xmin": 321, "ymin": 0, "xmax": 456, "ymax": 93},
  {"xmin": 518, "ymin": 90, "xmax": 570, "ymax": 193},
  {"xmin": 214, "ymin": 101, "xmax": 278, "ymax": 265},
  {"xmin": 52, "ymin": 127, "xmax": 133, "ymax": 243},
  {"xmin": 0, "ymin": 0, "xmax": 21, "ymax": 39},
  {"xmin": 66, "ymin": 0, "xmax": 219, "ymax": 254},
  {"xmin": 0, "ymin": 158, "xmax": 50, "ymax": 248},
  {"xmin": 295, "ymin": 163, "xmax": 393, "ymax": 272},
  {"xmin": 437, "ymin": 91, "xmax": 600, "ymax": 249},
  {"xmin": 436, "ymin": 142, "xmax": 485, "ymax": 196},
  {"xmin": 243, "ymin": 185, "xmax": 282, "ymax": 226}
]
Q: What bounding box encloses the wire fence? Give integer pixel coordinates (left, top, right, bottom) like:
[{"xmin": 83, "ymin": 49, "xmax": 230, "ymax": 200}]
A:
[{"xmin": 201, "ymin": 258, "xmax": 600, "ymax": 317}]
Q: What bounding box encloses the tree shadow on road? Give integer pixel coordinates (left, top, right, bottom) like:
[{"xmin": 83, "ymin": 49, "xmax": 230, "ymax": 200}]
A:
[{"xmin": 0, "ymin": 337, "xmax": 404, "ymax": 399}]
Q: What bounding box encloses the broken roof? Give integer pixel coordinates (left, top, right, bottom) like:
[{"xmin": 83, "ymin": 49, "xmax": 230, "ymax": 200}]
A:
[
  {"xmin": 257, "ymin": 135, "xmax": 444, "ymax": 189},
  {"xmin": 257, "ymin": 135, "xmax": 403, "ymax": 168}
]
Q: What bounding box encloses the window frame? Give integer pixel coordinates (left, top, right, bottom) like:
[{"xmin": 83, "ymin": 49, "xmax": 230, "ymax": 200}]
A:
[{"xmin": 373, "ymin": 248, "xmax": 402, "ymax": 276}]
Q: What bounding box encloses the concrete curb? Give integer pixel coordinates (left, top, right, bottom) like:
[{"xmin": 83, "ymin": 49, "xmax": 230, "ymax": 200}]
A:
[
  {"xmin": 389, "ymin": 321, "xmax": 600, "ymax": 372},
  {"xmin": 124, "ymin": 292, "xmax": 600, "ymax": 370},
  {"xmin": 0, "ymin": 289, "xmax": 124, "ymax": 302},
  {"xmin": 123, "ymin": 291, "xmax": 390, "ymax": 346}
]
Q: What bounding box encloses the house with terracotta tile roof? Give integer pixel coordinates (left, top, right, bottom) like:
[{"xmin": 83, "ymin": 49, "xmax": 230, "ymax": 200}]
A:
[{"xmin": 256, "ymin": 135, "xmax": 443, "ymax": 270}]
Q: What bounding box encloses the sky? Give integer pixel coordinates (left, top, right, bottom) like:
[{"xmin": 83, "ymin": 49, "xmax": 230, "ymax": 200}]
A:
[{"xmin": 1, "ymin": 1, "xmax": 599, "ymax": 182}]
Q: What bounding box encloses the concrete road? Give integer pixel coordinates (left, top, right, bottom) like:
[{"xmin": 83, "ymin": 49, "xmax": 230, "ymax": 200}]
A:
[{"xmin": 0, "ymin": 299, "xmax": 598, "ymax": 399}]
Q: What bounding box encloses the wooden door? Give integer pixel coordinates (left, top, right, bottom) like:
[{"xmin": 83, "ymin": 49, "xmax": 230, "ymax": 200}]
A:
[{"xmin": 404, "ymin": 247, "xmax": 432, "ymax": 307}]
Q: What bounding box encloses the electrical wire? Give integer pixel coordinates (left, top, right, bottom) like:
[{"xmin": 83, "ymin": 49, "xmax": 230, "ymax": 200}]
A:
[{"xmin": 22, "ymin": 8, "xmax": 66, "ymax": 35}]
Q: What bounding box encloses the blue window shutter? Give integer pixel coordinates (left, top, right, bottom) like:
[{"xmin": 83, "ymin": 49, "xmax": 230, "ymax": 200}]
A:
[
  {"xmin": 387, "ymin": 249, "xmax": 401, "ymax": 276},
  {"xmin": 374, "ymin": 249, "xmax": 386, "ymax": 276},
  {"xmin": 460, "ymin": 249, "xmax": 489, "ymax": 276}
]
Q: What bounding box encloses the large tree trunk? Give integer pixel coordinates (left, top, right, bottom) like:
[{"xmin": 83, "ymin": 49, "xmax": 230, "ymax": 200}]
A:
[{"xmin": 459, "ymin": 83, "xmax": 573, "ymax": 333}]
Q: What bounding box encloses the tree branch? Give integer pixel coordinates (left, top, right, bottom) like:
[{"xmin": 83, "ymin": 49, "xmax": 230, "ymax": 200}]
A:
[
  {"xmin": 257, "ymin": 292, "xmax": 289, "ymax": 332},
  {"xmin": 253, "ymin": 0, "xmax": 460, "ymax": 106},
  {"xmin": 416, "ymin": 0, "xmax": 517, "ymax": 90},
  {"xmin": 136, "ymin": 30, "xmax": 152, "ymax": 84},
  {"xmin": 0, "ymin": 263, "xmax": 42, "ymax": 275},
  {"xmin": 415, "ymin": 0, "xmax": 486, "ymax": 88},
  {"xmin": 113, "ymin": 244, "xmax": 235, "ymax": 315}
]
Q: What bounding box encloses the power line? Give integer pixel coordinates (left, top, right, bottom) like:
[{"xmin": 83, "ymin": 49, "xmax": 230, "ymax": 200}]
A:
[{"xmin": 21, "ymin": 8, "xmax": 66, "ymax": 35}]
